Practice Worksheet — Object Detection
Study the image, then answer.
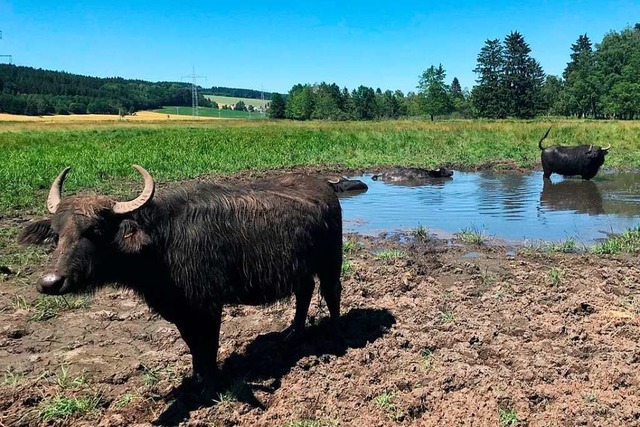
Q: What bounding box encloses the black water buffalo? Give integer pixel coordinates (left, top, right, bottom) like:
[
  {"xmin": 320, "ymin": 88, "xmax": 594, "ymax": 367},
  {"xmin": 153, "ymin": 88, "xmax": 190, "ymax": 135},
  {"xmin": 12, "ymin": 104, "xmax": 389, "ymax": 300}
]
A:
[
  {"xmin": 372, "ymin": 166, "xmax": 453, "ymax": 182},
  {"xmin": 539, "ymin": 127, "xmax": 610, "ymax": 180},
  {"xmin": 327, "ymin": 177, "xmax": 368, "ymax": 193},
  {"xmin": 19, "ymin": 166, "xmax": 343, "ymax": 388}
]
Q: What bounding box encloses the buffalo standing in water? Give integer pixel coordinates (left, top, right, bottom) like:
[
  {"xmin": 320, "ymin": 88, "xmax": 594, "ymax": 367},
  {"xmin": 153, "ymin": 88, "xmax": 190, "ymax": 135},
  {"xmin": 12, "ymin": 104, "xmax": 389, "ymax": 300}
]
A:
[
  {"xmin": 539, "ymin": 127, "xmax": 610, "ymax": 180},
  {"xmin": 19, "ymin": 166, "xmax": 343, "ymax": 389},
  {"xmin": 372, "ymin": 166, "xmax": 453, "ymax": 182}
]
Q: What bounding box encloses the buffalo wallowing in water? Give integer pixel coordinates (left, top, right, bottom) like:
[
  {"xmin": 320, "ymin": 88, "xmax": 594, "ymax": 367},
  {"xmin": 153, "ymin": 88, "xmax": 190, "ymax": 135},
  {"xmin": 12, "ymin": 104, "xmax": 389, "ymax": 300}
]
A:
[{"xmin": 372, "ymin": 166, "xmax": 453, "ymax": 182}]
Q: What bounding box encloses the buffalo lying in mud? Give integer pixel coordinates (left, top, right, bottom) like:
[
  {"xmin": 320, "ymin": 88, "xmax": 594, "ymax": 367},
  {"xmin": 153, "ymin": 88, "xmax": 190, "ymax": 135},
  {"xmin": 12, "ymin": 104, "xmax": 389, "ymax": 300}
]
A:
[
  {"xmin": 372, "ymin": 166, "xmax": 453, "ymax": 182},
  {"xmin": 539, "ymin": 127, "xmax": 610, "ymax": 180},
  {"xmin": 327, "ymin": 177, "xmax": 368, "ymax": 193},
  {"xmin": 19, "ymin": 166, "xmax": 343, "ymax": 389}
]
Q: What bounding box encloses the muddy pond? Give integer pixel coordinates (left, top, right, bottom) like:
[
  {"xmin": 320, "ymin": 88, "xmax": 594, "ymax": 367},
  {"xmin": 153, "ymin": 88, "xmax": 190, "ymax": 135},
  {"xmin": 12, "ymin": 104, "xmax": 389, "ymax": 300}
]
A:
[{"xmin": 339, "ymin": 171, "xmax": 640, "ymax": 245}]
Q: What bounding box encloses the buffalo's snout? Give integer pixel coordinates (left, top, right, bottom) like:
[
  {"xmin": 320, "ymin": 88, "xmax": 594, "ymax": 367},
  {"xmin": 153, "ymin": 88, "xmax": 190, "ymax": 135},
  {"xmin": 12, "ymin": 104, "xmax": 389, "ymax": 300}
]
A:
[{"xmin": 37, "ymin": 273, "xmax": 66, "ymax": 294}]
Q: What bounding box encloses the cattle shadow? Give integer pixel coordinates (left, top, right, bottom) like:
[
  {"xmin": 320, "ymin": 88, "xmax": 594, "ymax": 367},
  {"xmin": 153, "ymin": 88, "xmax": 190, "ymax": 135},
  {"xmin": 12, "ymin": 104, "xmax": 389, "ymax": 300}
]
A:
[
  {"xmin": 540, "ymin": 178, "xmax": 604, "ymax": 215},
  {"xmin": 154, "ymin": 307, "xmax": 395, "ymax": 426}
]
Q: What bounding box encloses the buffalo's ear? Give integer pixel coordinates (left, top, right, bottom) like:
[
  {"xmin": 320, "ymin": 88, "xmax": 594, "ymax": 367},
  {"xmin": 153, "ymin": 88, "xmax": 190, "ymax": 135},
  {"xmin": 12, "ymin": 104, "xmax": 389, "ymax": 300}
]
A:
[
  {"xmin": 114, "ymin": 219, "xmax": 150, "ymax": 253},
  {"xmin": 18, "ymin": 219, "xmax": 55, "ymax": 245}
]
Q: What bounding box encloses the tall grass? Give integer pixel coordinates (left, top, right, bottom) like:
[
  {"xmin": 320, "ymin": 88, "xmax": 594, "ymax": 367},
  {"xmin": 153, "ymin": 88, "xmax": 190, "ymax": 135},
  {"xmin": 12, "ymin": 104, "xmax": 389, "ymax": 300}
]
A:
[{"xmin": 2, "ymin": 119, "xmax": 639, "ymax": 215}]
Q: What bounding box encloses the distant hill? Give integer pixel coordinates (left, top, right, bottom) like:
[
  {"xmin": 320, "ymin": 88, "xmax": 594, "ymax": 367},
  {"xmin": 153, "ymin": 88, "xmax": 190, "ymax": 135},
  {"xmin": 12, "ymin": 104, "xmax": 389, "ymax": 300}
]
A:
[{"xmin": 0, "ymin": 64, "xmax": 271, "ymax": 116}]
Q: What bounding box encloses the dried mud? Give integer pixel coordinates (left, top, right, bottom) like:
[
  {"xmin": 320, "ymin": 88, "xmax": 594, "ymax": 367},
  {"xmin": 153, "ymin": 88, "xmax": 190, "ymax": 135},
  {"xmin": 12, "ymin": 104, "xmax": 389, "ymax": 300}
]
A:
[{"xmin": 1, "ymin": 169, "xmax": 639, "ymax": 427}]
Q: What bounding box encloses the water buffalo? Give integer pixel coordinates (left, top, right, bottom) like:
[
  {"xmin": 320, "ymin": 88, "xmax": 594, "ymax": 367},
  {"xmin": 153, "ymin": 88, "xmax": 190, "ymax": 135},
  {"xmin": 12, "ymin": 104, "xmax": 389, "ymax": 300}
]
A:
[
  {"xmin": 19, "ymin": 165, "xmax": 343, "ymax": 388},
  {"xmin": 539, "ymin": 127, "xmax": 610, "ymax": 180},
  {"xmin": 327, "ymin": 177, "xmax": 368, "ymax": 193},
  {"xmin": 371, "ymin": 166, "xmax": 453, "ymax": 182}
]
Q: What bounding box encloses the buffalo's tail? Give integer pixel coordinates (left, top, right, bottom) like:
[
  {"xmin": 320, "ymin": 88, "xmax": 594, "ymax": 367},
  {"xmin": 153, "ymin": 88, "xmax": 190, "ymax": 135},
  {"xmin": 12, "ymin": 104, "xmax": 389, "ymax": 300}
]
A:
[{"xmin": 538, "ymin": 126, "xmax": 552, "ymax": 150}]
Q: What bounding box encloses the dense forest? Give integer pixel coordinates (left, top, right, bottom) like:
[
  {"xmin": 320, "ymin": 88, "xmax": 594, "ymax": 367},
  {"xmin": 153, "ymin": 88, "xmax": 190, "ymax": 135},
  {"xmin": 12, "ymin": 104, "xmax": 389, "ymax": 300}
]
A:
[
  {"xmin": 270, "ymin": 24, "xmax": 640, "ymax": 120},
  {"xmin": 1, "ymin": 23, "xmax": 638, "ymax": 119},
  {"xmin": 0, "ymin": 67, "xmax": 270, "ymax": 116}
]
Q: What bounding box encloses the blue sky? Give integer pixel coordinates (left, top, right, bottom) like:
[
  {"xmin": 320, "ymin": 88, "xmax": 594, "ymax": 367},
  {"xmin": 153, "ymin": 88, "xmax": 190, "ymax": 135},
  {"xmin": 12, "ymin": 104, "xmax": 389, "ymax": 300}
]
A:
[{"xmin": 1, "ymin": 1, "xmax": 638, "ymax": 94}]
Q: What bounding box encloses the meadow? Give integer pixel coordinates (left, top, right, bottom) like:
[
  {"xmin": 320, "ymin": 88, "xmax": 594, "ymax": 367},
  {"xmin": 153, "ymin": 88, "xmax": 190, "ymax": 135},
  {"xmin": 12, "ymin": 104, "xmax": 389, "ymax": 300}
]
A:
[
  {"xmin": 203, "ymin": 94, "xmax": 270, "ymax": 109},
  {"xmin": 154, "ymin": 105, "xmax": 266, "ymax": 119},
  {"xmin": 1, "ymin": 119, "xmax": 639, "ymax": 216}
]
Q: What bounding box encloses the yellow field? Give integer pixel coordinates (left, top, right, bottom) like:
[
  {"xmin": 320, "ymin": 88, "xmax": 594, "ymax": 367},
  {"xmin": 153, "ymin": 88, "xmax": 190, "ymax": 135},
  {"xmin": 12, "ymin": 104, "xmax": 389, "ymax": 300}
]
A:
[{"xmin": 0, "ymin": 111, "xmax": 218, "ymax": 123}]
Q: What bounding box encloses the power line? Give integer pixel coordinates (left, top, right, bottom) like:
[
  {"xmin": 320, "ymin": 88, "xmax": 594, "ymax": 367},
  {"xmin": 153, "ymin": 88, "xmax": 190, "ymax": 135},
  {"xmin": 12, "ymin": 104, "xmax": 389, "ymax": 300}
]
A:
[
  {"xmin": 181, "ymin": 66, "xmax": 207, "ymax": 117},
  {"xmin": 0, "ymin": 30, "xmax": 13, "ymax": 64}
]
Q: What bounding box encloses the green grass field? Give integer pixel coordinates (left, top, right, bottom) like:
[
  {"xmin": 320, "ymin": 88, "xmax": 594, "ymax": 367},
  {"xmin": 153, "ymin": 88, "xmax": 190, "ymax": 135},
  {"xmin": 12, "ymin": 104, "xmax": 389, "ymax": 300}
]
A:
[
  {"xmin": 154, "ymin": 106, "xmax": 265, "ymax": 119},
  {"xmin": 203, "ymin": 95, "xmax": 270, "ymax": 109},
  {"xmin": 1, "ymin": 119, "xmax": 639, "ymax": 216}
]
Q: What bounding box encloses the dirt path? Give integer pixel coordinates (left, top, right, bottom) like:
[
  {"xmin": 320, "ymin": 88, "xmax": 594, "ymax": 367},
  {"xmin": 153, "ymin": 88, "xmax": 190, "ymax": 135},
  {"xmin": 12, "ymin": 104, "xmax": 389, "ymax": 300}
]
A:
[{"xmin": 1, "ymin": 170, "xmax": 639, "ymax": 426}]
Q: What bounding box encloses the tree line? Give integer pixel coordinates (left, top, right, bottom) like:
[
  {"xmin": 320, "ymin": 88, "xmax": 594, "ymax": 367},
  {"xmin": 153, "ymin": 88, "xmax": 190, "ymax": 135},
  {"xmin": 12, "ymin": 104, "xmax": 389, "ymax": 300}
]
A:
[
  {"xmin": 1, "ymin": 23, "xmax": 638, "ymax": 119},
  {"xmin": 269, "ymin": 23, "xmax": 640, "ymax": 120},
  {"xmin": 0, "ymin": 66, "xmax": 274, "ymax": 116}
]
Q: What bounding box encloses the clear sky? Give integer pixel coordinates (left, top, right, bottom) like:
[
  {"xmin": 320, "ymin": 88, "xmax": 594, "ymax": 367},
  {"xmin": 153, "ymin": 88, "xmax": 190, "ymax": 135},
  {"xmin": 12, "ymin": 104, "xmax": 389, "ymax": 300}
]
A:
[{"xmin": 1, "ymin": 1, "xmax": 638, "ymax": 94}]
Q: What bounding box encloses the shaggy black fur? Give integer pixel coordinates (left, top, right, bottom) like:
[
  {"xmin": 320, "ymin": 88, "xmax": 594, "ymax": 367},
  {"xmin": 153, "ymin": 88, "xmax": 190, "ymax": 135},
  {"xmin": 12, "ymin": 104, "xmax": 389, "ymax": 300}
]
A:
[{"xmin": 19, "ymin": 174, "xmax": 343, "ymax": 386}]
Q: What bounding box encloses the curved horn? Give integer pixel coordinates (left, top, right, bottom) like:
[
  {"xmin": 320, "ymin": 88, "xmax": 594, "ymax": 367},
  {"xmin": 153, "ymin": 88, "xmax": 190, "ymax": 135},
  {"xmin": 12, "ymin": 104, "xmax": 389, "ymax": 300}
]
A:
[
  {"xmin": 327, "ymin": 177, "xmax": 341, "ymax": 184},
  {"xmin": 587, "ymin": 144, "xmax": 593, "ymax": 152},
  {"xmin": 602, "ymin": 144, "xmax": 611, "ymax": 151},
  {"xmin": 112, "ymin": 165, "xmax": 155, "ymax": 214},
  {"xmin": 47, "ymin": 167, "xmax": 71, "ymax": 214}
]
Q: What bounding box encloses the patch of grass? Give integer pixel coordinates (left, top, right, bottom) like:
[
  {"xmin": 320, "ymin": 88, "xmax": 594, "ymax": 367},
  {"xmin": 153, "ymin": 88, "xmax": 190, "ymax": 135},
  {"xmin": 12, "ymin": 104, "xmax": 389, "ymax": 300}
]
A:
[
  {"xmin": 342, "ymin": 239, "xmax": 356, "ymax": 254},
  {"xmin": 12, "ymin": 294, "xmax": 30, "ymax": 310},
  {"xmin": 373, "ymin": 391, "xmax": 404, "ymax": 421},
  {"xmin": 1, "ymin": 367, "xmax": 26, "ymax": 386},
  {"xmin": 38, "ymin": 394, "xmax": 102, "ymax": 422},
  {"xmin": 591, "ymin": 226, "xmax": 640, "ymax": 254},
  {"xmin": 455, "ymin": 226, "xmax": 487, "ymax": 245},
  {"xmin": 499, "ymin": 407, "xmax": 518, "ymax": 426},
  {"xmin": 114, "ymin": 393, "xmax": 138, "ymax": 409},
  {"xmin": 546, "ymin": 238, "xmax": 577, "ymax": 253},
  {"xmin": 30, "ymin": 296, "xmax": 91, "ymax": 321},
  {"xmin": 139, "ymin": 364, "xmax": 182, "ymax": 387},
  {"xmin": 285, "ymin": 419, "xmax": 340, "ymax": 427},
  {"xmin": 420, "ymin": 347, "xmax": 435, "ymax": 371},
  {"xmin": 214, "ymin": 379, "xmax": 247, "ymax": 405},
  {"xmin": 341, "ymin": 260, "xmax": 352, "ymax": 276},
  {"xmin": 51, "ymin": 364, "xmax": 85, "ymax": 389},
  {"xmin": 413, "ymin": 225, "xmax": 430, "ymax": 240},
  {"xmin": 437, "ymin": 310, "xmax": 456, "ymax": 324},
  {"xmin": 549, "ymin": 268, "xmax": 562, "ymax": 286},
  {"xmin": 374, "ymin": 249, "xmax": 405, "ymax": 260},
  {"xmin": 141, "ymin": 365, "xmax": 160, "ymax": 387}
]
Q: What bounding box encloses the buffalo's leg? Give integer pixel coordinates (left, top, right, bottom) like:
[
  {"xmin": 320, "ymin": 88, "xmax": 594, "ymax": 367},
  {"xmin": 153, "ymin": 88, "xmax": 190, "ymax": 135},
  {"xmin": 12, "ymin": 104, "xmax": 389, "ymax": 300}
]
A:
[
  {"xmin": 290, "ymin": 277, "xmax": 316, "ymax": 338},
  {"xmin": 319, "ymin": 270, "xmax": 342, "ymax": 337},
  {"xmin": 175, "ymin": 308, "xmax": 222, "ymax": 387}
]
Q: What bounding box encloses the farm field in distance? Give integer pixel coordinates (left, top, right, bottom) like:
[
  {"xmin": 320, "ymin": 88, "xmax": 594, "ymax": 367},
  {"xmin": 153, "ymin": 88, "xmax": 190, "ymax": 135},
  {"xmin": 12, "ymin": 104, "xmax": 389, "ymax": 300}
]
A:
[
  {"xmin": 154, "ymin": 105, "xmax": 266, "ymax": 119},
  {"xmin": 1, "ymin": 117, "xmax": 640, "ymax": 426},
  {"xmin": 204, "ymin": 94, "xmax": 270, "ymax": 109}
]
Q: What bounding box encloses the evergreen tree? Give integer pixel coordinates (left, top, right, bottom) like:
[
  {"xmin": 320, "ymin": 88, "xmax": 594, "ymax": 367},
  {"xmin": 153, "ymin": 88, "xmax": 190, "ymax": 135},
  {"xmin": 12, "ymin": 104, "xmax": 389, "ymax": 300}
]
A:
[
  {"xmin": 417, "ymin": 64, "xmax": 452, "ymax": 120},
  {"xmin": 471, "ymin": 39, "xmax": 507, "ymax": 118},
  {"xmin": 562, "ymin": 33, "xmax": 600, "ymax": 117},
  {"xmin": 502, "ymin": 31, "xmax": 545, "ymax": 118},
  {"xmin": 267, "ymin": 93, "xmax": 286, "ymax": 119},
  {"xmin": 285, "ymin": 84, "xmax": 315, "ymax": 120},
  {"xmin": 351, "ymin": 86, "xmax": 377, "ymax": 120}
]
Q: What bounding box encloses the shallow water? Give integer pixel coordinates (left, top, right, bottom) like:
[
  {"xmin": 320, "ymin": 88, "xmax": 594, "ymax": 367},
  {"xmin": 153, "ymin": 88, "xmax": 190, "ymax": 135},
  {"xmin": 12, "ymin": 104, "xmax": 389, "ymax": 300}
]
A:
[{"xmin": 339, "ymin": 171, "xmax": 640, "ymax": 245}]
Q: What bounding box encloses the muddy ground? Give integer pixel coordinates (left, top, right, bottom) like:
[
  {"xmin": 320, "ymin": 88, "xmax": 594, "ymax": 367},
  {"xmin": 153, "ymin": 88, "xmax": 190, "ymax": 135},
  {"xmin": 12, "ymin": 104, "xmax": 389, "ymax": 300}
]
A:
[{"xmin": 1, "ymin": 168, "xmax": 639, "ymax": 427}]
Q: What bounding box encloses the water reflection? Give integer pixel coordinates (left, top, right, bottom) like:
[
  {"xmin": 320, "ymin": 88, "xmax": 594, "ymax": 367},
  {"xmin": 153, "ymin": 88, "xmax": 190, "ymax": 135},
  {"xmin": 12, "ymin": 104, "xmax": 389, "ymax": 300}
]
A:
[
  {"xmin": 540, "ymin": 179, "xmax": 604, "ymax": 215},
  {"xmin": 382, "ymin": 177, "xmax": 453, "ymax": 188},
  {"xmin": 339, "ymin": 171, "xmax": 640, "ymax": 244}
]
